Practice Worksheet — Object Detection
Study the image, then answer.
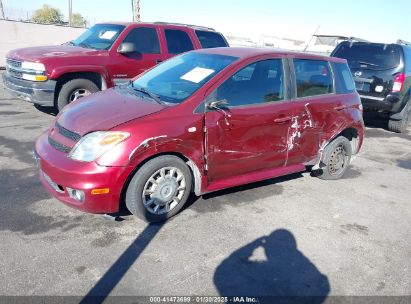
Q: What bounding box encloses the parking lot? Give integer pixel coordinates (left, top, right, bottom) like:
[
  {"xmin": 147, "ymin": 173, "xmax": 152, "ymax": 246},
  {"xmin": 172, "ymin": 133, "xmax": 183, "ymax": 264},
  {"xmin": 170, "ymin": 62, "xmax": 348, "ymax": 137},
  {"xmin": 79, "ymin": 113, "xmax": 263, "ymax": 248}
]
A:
[{"xmin": 0, "ymin": 70, "xmax": 410, "ymax": 299}]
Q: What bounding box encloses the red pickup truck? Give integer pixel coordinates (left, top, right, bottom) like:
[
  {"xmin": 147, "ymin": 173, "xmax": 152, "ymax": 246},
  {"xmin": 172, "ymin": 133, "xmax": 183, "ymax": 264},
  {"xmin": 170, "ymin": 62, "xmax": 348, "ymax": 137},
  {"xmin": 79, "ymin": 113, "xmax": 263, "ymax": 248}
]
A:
[{"xmin": 3, "ymin": 22, "xmax": 228, "ymax": 111}]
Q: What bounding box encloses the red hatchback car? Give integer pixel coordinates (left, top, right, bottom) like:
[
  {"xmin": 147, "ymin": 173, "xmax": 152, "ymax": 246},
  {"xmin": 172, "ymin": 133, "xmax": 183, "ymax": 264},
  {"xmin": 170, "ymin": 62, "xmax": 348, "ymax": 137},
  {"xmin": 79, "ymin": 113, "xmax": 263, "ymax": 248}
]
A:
[{"xmin": 35, "ymin": 47, "xmax": 364, "ymax": 222}]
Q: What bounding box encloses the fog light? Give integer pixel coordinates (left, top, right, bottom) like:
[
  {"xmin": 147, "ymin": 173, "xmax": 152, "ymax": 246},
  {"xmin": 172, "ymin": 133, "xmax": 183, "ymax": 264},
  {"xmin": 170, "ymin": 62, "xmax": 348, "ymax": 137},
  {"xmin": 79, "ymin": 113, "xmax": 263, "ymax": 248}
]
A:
[{"xmin": 66, "ymin": 188, "xmax": 85, "ymax": 202}]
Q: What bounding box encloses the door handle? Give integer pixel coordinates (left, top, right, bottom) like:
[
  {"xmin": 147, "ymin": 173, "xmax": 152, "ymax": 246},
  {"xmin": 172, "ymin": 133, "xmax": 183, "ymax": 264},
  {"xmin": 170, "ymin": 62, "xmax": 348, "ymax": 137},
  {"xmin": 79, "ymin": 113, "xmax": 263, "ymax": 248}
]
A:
[
  {"xmin": 156, "ymin": 60, "xmax": 163, "ymax": 64},
  {"xmin": 274, "ymin": 116, "xmax": 292, "ymax": 123},
  {"xmin": 334, "ymin": 105, "xmax": 347, "ymax": 111}
]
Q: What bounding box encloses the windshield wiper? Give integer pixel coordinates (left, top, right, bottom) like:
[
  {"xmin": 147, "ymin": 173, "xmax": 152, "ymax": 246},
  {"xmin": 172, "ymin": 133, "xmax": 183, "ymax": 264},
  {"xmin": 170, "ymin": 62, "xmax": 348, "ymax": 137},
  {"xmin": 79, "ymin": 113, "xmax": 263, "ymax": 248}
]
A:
[
  {"xmin": 130, "ymin": 82, "xmax": 164, "ymax": 105},
  {"xmin": 78, "ymin": 42, "xmax": 96, "ymax": 49},
  {"xmin": 357, "ymin": 61, "xmax": 379, "ymax": 67}
]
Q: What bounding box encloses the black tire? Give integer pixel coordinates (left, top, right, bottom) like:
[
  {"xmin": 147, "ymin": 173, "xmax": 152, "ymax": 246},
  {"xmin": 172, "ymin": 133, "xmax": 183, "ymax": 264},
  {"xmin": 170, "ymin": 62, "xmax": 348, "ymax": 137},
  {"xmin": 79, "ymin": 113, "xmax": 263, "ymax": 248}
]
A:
[
  {"xmin": 315, "ymin": 136, "xmax": 352, "ymax": 180},
  {"xmin": 388, "ymin": 102, "xmax": 411, "ymax": 133},
  {"xmin": 56, "ymin": 78, "xmax": 99, "ymax": 111},
  {"xmin": 125, "ymin": 155, "xmax": 192, "ymax": 223}
]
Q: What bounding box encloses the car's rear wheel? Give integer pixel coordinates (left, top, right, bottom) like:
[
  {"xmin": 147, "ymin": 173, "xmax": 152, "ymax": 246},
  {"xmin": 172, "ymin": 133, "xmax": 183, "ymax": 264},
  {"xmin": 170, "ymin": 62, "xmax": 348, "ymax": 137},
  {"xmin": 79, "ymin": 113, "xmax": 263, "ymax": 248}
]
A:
[
  {"xmin": 125, "ymin": 155, "xmax": 192, "ymax": 222},
  {"xmin": 388, "ymin": 102, "xmax": 411, "ymax": 133},
  {"xmin": 56, "ymin": 78, "xmax": 99, "ymax": 111},
  {"xmin": 315, "ymin": 136, "xmax": 352, "ymax": 180}
]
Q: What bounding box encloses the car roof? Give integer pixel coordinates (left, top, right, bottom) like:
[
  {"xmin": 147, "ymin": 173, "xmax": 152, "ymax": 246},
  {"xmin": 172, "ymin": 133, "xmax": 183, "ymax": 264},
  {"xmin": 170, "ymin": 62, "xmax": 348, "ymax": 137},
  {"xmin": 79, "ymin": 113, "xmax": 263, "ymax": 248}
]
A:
[
  {"xmin": 194, "ymin": 47, "xmax": 347, "ymax": 63},
  {"xmin": 96, "ymin": 21, "xmax": 216, "ymax": 32}
]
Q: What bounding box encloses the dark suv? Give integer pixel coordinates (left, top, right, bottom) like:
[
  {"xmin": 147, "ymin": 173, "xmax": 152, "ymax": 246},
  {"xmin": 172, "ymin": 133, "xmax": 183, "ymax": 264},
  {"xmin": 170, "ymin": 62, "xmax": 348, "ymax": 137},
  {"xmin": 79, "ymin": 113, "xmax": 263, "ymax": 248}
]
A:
[{"xmin": 331, "ymin": 40, "xmax": 411, "ymax": 132}]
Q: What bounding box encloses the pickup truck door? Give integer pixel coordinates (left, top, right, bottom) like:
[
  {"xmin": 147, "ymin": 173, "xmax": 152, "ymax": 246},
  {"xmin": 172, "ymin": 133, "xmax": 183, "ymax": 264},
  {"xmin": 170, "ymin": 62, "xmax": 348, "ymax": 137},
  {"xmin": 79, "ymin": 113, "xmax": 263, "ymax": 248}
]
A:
[{"xmin": 108, "ymin": 26, "xmax": 166, "ymax": 85}]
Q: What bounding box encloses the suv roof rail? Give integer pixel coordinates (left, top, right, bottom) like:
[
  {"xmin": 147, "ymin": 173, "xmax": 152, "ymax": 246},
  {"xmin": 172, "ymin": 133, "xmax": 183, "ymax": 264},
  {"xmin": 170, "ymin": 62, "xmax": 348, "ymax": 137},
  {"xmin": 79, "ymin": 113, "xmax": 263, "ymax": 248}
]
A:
[
  {"xmin": 347, "ymin": 37, "xmax": 369, "ymax": 43},
  {"xmin": 397, "ymin": 39, "xmax": 411, "ymax": 46},
  {"xmin": 154, "ymin": 22, "xmax": 215, "ymax": 31}
]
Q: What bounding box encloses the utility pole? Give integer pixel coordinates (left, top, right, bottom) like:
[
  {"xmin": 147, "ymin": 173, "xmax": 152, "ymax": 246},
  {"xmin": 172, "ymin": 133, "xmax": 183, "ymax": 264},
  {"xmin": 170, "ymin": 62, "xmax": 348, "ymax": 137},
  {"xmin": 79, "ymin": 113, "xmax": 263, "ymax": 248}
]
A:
[
  {"xmin": 0, "ymin": 0, "xmax": 5, "ymax": 20},
  {"xmin": 68, "ymin": 0, "xmax": 73, "ymax": 26},
  {"xmin": 131, "ymin": 0, "xmax": 140, "ymax": 22}
]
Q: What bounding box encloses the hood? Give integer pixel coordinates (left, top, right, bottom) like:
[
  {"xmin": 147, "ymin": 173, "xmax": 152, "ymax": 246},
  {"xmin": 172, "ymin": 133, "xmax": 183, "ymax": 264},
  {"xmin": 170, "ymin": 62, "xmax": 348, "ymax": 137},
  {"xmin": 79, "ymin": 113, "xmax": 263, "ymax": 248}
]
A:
[
  {"xmin": 7, "ymin": 45, "xmax": 105, "ymax": 62},
  {"xmin": 57, "ymin": 87, "xmax": 167, "ymax": 136}
]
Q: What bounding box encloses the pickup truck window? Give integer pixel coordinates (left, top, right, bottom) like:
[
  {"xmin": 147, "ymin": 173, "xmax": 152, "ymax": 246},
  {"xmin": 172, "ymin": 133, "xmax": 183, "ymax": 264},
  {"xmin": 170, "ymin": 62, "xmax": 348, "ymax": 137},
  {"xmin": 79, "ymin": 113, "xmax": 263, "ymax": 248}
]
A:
[
  {"xmin": 72, "ymin": 24, "xmax": 125, "ymax": 50},
  {"xmin": 131, "ymin": 52, "xmax": 238, "ymax": 104},
  {"xmin": 195, "ymin": 30, "xmax": 228, "ymax": 48},
  {"xmin": 123, "ymin": 27, "xmax": 160, "ymax": 54},
  {"xmin": 165, "ymin": 29, "xmax": 194, "ymax": 54}
]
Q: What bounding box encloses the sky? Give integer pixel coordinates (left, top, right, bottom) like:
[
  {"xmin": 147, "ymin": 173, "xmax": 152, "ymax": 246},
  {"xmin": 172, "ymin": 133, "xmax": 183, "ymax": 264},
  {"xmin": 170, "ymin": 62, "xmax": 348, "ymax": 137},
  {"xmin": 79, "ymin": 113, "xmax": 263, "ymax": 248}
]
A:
[{"xmin": 3, "ymin": 0, "xmax": 411, "ymax": 44}]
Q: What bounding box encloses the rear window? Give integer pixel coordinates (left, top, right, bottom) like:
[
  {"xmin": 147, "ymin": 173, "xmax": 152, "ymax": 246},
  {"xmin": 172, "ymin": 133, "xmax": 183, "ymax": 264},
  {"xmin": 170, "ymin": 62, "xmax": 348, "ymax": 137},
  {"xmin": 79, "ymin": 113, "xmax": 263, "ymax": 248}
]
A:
[
  {"xmin": 333, "ymin": 43, "xmax": 401, "ymax": 70},
  {"xmin": 293, "ymin": 59, "xmax": 334, "ymax": 98},
  {"xmin": 332, "ymin": 62, "xmax": 356, "ymax": 94},
  {"xmin": 195, "ymin": 31, "xmax": 228, "ymax": 48}
]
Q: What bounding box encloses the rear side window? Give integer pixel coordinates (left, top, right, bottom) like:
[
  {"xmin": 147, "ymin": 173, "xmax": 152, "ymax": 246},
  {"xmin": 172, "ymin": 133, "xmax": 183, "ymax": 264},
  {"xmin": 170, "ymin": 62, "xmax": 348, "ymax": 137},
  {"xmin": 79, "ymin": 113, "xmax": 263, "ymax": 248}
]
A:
[
  {"xmin": 123, "ymin": 27, "xmax": 160, "ymax": 54},
  {"xmin": 165, "ymin": 29, "xmax": 194, "ymax": 54},
  {"xmin": 195, "ymin": 30, "xmax": 228, "ymax": 48},
  {"xmin": 333, "ymin": 43, "xmax": 400, "ymax": 70},
  {"xmin": 294, "ymin": 59, "xmax": 334, "ymax": 98},
  {"xmin": 332, "ymin": 62, "xmax": 356, "ymax": 93}
]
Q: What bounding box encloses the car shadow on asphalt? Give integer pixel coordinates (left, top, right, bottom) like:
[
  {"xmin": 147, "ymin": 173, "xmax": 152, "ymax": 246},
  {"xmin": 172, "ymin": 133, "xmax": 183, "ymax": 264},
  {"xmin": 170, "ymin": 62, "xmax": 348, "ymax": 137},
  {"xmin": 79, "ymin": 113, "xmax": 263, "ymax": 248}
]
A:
[
  {"xmin": 213, "ymin": 229, "xmax": 330, "ymax": 303},
  {"xmin": 363, "ymin": 111, "xmax": 389, "ymax": 130},
  {"xmin": 34, "ymin": 104, "xmax": 58, "ymax": 116},
  {"xmin": 80, "ymin": 223, "xmax": 163, "ymax": 303},
  {"xmin": 184, "ymin": 172, "xmax": 304, "ymax": 214}
]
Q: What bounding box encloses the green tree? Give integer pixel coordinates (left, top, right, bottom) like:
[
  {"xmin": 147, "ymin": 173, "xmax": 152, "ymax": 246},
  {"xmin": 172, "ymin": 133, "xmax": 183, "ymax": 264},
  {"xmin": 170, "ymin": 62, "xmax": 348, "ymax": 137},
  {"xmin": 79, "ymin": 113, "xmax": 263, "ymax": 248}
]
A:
[
  {"xmin": 71, "ymin": 13, "xmax": 86, "ymax": 27},
  {"xmin": 32, "ymin": 4, "xmax": 63, "ymax": 24}
]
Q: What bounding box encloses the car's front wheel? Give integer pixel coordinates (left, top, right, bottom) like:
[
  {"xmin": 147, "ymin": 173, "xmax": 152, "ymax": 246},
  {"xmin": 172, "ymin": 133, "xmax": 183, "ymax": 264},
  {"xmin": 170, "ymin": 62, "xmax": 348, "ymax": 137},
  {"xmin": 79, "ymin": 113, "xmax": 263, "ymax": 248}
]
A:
[
  {"xmin": 314, "ymin": 136, "xmax": 352, "ymax": 180},
  {"xmin": 56, "ymin": 78, "xmax": 99, "ymax": 111},
  {"xmin": 125, "ymin": 155, "xmax": 192, "ymax": 222}
]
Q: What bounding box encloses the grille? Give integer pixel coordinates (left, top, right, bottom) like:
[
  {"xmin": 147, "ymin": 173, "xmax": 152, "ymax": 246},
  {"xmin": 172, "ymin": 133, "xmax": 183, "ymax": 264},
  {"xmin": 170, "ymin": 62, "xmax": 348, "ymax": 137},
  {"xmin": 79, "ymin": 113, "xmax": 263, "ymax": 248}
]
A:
[
  {"xmin": 48, "ymin": 136, "xmax": 71, "ymax": 153},
  {"xmin": 6, "ymin": 59, "xmax": 22, "ymax": 69},
  {"xmin": 8, "ymin": 69, "xmax": 23, "ymax": 78},
  {"xmin": 56, "ymin": 123, "xmax": 81, "ymax": 142}
]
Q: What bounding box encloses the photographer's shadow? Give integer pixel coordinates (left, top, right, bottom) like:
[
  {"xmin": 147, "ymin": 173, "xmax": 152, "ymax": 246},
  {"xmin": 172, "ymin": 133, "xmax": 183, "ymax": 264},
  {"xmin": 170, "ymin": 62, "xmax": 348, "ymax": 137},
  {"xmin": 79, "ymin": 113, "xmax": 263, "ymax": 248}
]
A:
[{"xmin": 214, "ymin": 229, "xmax": 330, "ymax": 303}]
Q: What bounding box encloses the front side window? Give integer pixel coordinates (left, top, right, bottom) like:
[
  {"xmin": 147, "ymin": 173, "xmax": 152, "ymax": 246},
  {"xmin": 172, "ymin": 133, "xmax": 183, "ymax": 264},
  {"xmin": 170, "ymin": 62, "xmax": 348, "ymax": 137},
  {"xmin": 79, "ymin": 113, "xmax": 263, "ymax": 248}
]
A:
[
  {"xmin": 131, "ymin": 52, "xmax": 238, "ymax": 104},
  {"xmin": 294, "ymin": 59, "xmax": 333, "ymax": 98},
  {"xmin": 72, "ymin": 24, "xmax": 125, "ymax": 50},
  {"xmin": 165, "ymin": 29, "xmax": 194, "ymax": 54},
  {"xmin": 213, "ymin": 59, "xmax": 284, "ymax": 107},
  {"xmin": 122, "ymin": 27, "xmax": 160, "ymax": 54}
]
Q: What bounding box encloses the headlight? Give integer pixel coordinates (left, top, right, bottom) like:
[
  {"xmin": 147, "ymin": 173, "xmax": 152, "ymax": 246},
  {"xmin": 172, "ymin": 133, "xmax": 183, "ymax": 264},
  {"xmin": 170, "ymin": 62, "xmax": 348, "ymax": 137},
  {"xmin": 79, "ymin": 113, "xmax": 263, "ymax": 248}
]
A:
[
  {"xmin": 21, "ymin": 61, "xmax": 46, "ymax": 71},
  {"xmin": 69, "ymin": 131, "xmax": 130, "ymax": 162},
  {"xmin": 21, "ymin": 61, "xmax": 47, "ymax": 81}
]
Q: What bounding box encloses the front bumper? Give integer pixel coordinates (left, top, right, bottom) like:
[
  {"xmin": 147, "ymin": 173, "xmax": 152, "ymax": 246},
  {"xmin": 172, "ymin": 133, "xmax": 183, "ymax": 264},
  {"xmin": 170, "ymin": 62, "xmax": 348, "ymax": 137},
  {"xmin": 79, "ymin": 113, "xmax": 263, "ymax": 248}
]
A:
[
  {"xmin": 35, "ymin": 132, "xmax": 134, "ymax": 214},
  {"xmin": 2, "ymin": 72, "xmax": 56, "ymax": 107}
]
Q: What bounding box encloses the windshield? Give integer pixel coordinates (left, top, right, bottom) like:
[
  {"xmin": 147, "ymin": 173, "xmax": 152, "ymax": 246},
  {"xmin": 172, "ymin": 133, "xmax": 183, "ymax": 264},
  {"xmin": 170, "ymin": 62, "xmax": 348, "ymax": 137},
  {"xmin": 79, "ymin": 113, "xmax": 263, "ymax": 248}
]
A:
[
  {"xmin": 72, "ymin": 24, "xmax": 125, "ymax": 50},
  {"xmin": 333, "ymin": 43, "xmax": 401, "ymax": 70},
  {"xmin": 131, "ymin": 52, "xmax": 238, "ymax": 104}
]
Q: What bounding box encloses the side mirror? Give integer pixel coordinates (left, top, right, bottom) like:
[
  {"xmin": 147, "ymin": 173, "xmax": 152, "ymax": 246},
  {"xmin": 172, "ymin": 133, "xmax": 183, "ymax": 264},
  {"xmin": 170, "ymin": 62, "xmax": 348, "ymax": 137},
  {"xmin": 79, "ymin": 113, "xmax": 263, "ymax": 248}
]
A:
[
  {"xmin": 207, "ymin": 99, "xmax": 229, "ymax": 110},
  {"xmin": 117, "ymin": 42, "xmax": 136, "ymax": 54}
]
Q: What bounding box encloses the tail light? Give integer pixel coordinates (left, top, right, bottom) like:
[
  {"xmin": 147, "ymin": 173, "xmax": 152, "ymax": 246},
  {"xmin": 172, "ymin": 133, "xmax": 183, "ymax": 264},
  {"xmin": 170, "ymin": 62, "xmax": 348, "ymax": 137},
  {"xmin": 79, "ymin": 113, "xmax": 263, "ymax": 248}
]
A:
[{"xmin": 392, "ymin": 73, "xmax": 405, "ymax": 93}]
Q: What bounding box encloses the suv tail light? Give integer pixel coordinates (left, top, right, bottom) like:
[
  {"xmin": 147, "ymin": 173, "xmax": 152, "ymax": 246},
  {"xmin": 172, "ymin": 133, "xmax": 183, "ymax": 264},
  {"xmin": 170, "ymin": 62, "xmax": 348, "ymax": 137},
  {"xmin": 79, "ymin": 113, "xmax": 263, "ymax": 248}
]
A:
[{"xmin": 392, "ymin": 73, "xmax": 405, "ymax": 93}]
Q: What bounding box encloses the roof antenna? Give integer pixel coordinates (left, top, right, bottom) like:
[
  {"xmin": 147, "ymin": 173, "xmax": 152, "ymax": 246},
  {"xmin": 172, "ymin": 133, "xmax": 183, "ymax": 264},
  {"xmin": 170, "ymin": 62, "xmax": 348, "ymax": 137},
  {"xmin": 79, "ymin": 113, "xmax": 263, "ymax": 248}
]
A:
[{"xmin": 303, "ymin": 25, "xmax": 321, "ymax": 52}]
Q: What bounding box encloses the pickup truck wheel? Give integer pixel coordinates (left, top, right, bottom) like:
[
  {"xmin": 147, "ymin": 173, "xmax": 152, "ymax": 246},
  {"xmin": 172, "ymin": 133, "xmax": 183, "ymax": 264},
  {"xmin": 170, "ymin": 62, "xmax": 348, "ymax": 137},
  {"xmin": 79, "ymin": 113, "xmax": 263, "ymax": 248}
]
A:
[
  {"xmin": 57, "ymin": 78, "xmax": 99, "ymax": 111},
  {"xmin": 315, "ymin": 136, "xmax": 352, "ymax": 180},
  {"xmin": 388, "ymin": 102, "xmax": 411, "ymax": 133},
  {"xmin": 125, "ymin": 156, "xmax": 192, "ymax": 223}
]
